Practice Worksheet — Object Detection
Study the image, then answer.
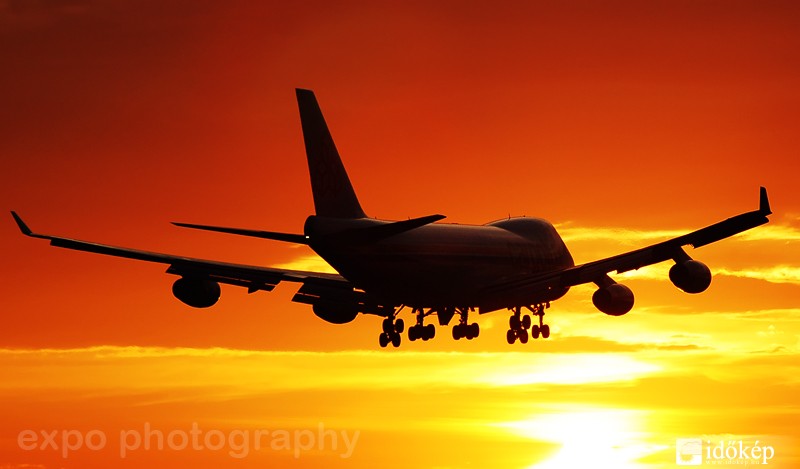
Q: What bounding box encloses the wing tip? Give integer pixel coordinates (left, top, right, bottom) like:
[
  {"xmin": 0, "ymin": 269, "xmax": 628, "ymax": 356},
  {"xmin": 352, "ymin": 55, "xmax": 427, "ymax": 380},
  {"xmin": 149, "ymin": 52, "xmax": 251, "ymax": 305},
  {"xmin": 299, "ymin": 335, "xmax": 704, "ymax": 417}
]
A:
[{"xmin": 10, "ymin": 211, "xmax": 33, "ymax": 236}]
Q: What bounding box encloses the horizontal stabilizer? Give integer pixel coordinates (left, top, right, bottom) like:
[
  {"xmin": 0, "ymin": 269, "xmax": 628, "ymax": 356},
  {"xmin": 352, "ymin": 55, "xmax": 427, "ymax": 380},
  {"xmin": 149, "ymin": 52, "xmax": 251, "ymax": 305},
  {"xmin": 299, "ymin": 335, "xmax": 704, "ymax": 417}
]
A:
[
  {"xmin": 322, "ymin": 214, "xmax": 445, "ymax": 245},
  {"xmin": 172, "ymin": 222, "xmax": 308, "ymax": 244}
]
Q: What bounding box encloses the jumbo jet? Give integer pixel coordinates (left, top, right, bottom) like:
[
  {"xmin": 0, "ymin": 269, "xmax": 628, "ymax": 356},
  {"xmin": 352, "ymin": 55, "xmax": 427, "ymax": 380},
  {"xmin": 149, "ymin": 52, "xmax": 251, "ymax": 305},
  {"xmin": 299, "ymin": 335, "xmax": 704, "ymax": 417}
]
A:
[{"xmin": 11, "ymin": 89, "xmax": 772, "ymax": 347}]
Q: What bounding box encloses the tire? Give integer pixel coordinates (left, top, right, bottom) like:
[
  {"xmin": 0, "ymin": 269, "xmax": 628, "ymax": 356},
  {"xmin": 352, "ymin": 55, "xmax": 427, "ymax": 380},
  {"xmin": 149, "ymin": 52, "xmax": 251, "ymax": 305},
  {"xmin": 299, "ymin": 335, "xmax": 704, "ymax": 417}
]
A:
[
  {"xmin": 382, "ymin": 318, "xmax": 394, "ymax": 335},
  {"xmin": 426, "ymin": 324, "xmax": 435, "ymax": 340},
  {"xmin": 470, "ymin": 323, "xmax": 480, "ymax": 338},
  {"xmin": 519, "ymin": 329, "xmax": 529, "ymax": 344},
  {"xmin": 522, "ymin": 315, "xmax": 531, "ymax": 329},
  {"xmin": 452, "ymin": 325, "xmax": 461, "ymax": 340},
  {"xmin": 506, "ymin": 329, "xmax": 516, "ymax": 344},
  {"xmin": 531, "ymin": 324, "xmax": 540, "ymax": 339},
  {"xmin": 379, "ymin": 333, "xmax": 389, "ymax": 348},
  {"xmin": 510, "ymin": 316, "xmax": 521, "ymax": 330},
  {"xmin": 391, "ymin": 332, "xmax": 401, "ymax": 348},
  {"xmin": 408, "ymin": 325, "xmax": 418, "ymax": 341},
  {"xmin": 542, "ymin": 324, "xmax": 551, "ymax": 339},
  {"xmin": 395, "ymin": 318, "xmax": 405, "ymax": 334}
]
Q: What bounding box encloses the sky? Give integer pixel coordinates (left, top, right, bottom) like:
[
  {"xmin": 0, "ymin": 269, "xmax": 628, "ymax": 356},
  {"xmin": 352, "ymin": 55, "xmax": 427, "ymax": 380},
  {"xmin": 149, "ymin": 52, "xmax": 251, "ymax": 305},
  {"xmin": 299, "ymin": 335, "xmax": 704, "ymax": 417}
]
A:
[{"xmin": 1, "ymin": 0, "xmax": 799, "ymax": 467}]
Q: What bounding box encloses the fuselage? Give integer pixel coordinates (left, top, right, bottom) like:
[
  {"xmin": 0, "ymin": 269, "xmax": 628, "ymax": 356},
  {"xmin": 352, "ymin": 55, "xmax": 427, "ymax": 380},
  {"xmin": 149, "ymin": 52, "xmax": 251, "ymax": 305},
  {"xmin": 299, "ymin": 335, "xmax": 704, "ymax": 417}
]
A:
[{"xmin": 305, "ymin": 216, "xmax": 574, "ymax": 309}]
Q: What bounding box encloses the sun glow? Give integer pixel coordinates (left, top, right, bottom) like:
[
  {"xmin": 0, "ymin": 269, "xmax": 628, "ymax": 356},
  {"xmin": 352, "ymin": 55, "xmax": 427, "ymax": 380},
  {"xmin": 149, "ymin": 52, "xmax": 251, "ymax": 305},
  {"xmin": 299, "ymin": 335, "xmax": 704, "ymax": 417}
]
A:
[{"xmin": 501, "ymin": 408, "xmax": 659, "ymax": 469}]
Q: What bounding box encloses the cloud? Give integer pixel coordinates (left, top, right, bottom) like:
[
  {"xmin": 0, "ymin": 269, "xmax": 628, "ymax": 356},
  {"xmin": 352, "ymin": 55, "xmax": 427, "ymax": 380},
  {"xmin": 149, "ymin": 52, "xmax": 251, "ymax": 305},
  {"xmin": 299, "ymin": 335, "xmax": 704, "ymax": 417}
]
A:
[
  {"xmin": 556, "ymin": 222, "xmax": 800, "ymax": 244},
  {"xmin": 0, "ymin": 346, "xmax": 662, "ymax": 396},
  {"xmin": 615, "ymin": 262, "xmax": 800, "ymax": 285},
  {"xmin": 556, "ymin": 224, "xmax": 685, "ymax": 244},
  {"xmin": 715, "ymin": 266, "xmax": 800, "ymax": 285},
  {"xmin": 272, "ymin": 255, "xmax": 337, "ymax": 273}
]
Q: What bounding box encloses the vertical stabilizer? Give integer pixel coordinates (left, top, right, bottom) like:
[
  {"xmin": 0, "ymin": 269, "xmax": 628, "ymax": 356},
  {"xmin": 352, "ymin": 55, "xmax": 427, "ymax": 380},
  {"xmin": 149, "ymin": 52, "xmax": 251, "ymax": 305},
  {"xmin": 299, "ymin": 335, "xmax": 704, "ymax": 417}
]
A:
[{"xmin": 296, "ymin": 89, "xmax": 367, "ymax": 219}]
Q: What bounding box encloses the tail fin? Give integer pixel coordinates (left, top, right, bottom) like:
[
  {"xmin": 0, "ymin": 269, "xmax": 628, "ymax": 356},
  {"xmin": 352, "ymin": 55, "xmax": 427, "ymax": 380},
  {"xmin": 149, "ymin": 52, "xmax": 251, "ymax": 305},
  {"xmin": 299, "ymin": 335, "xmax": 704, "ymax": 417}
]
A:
[{"xmin": 296, "ymin": 89, "xmax": 367, "ymax": 219}]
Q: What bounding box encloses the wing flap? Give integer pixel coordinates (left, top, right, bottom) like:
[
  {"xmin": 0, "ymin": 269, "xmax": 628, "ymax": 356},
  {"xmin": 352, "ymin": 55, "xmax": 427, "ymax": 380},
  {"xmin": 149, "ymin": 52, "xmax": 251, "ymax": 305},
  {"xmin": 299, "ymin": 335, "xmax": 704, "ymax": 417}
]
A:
[{"xmin": 292, "ymin": 282, "xmax": 394, "ymax": 316}]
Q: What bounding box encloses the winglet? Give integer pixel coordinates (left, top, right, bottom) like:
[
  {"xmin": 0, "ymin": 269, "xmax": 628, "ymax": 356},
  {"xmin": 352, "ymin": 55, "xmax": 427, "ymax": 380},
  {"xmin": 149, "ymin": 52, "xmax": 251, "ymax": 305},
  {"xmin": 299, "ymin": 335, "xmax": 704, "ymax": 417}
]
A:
[
  {"xmin": 10, "ymin": 211, "xmax": 33, "ymax": 236},
  {"xmin": 759, "ymin": 186, "xmax": 771, "ymax": 216}
]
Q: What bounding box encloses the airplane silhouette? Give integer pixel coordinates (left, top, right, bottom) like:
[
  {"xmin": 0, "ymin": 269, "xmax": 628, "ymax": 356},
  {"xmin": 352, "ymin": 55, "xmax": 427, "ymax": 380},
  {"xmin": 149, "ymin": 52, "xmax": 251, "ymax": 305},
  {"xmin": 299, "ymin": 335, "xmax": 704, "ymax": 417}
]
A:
[{"xmin": 11, "ymin": 89, "xmax": 772, "ymax": 347}]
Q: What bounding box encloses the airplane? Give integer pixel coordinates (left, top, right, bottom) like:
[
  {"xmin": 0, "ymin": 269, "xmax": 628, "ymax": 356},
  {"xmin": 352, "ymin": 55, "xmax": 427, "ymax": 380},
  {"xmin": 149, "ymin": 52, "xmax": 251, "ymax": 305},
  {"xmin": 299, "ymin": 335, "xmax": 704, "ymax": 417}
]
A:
[{"xmin": 11, "ymin": 89, "xmax": 773, "ymax": 348}]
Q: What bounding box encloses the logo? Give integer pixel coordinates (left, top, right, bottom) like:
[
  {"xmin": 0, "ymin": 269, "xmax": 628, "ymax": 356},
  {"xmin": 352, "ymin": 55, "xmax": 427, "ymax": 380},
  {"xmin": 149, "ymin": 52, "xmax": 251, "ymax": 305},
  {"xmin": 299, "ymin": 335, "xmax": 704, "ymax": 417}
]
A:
[
  {"xmin": 675, "ymin": 438, "xmax": 776, "ymax": 466},
  {"xmin": 676, "ymin": 438, "xmax": 702, "ymax": 465}
]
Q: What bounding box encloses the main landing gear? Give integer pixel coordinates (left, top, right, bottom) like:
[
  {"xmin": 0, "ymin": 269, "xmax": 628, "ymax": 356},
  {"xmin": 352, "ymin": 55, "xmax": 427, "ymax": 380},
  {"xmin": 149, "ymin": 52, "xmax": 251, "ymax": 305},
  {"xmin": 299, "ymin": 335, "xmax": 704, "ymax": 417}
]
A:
[
  {"xmin": 452, "ymin": 307, "xmax": 480, "ymax": 340},
  {"xmin": 379, "ymin": 314, "xmax": 404, "ymax": 348},
  {"xmin": 408, "ymin": 308, "xmax": 436, "ymax": 342},
  {"xmin": 506, "ymin": 303, "xmax": 550, "ymax": 345},
  {"xmin": 379, "ymin": 306, "xmax": 481, "ymax": 347}
]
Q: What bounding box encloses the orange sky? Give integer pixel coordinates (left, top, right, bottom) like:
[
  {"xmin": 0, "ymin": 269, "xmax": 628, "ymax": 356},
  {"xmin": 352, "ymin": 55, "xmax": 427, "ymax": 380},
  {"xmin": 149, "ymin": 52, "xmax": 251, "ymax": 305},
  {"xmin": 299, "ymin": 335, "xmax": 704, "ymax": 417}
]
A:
[{"xmin": 1, "ymin": 1, "xmax": 799, "ymax": 468}]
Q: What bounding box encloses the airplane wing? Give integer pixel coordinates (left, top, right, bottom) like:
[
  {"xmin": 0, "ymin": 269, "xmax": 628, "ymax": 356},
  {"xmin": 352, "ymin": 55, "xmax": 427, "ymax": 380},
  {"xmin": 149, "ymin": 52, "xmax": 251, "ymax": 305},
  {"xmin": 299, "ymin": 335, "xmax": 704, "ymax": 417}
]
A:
[
  {"xmin": 480, "ymin": 187, "xmax": 772, "ymax": 312},
  {"xmin": 9, "ymin": 212, "xmax": 394, "ymax": 316}
]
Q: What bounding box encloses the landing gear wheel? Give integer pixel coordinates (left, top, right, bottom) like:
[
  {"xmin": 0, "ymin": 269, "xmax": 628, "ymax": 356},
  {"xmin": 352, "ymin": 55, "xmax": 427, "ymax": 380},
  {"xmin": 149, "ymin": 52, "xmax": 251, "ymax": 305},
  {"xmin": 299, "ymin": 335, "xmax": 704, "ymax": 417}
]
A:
[
  {"xmin": 519, "ymin": 329, "xmax": 529, "ymax": 344},
  {"xmin": 379, "ymin": 333, "xmax": 390, "ymax": 348},
  {"xmin": 469, "ymin": 323, "xmax": 480, "ymax": 339},
  {"xmin": 510, "ymin": 316, "xmax": 521, "ymax": 330},
  {"xmin": 531, "ymin": 324, "xmax": 541, "ymax": 339},
  {"xmin": 506, "ymin": 329, "xmax": 516, "ymax": 345},
  {"xmin": 425, "ymin": 324, "xmax": 435, "ymax": 340},
  {"xmin": 452, "ymin": 325, "xmax": 462, "ymax": 340},
  {"xmin": 541, "ymin": 324, "xmax": 550, "ymax": 339},
  {"xmin": 522, "ymin": 315, "xmax": 531, "ymax": 330},
  {"xmin": 391, "ymin": 332, "xmax": 401, "ymax": 348},
  {"xmin": 382, "ymin": 318, "xmax": 394, "ymax": 335},
  {"xmin": 408, "ymin": 325, "xmax": 418, "ymax": 341},
  {"xmin": 395, "ymin": 319, "xmax": 405, "ymax": 334}
]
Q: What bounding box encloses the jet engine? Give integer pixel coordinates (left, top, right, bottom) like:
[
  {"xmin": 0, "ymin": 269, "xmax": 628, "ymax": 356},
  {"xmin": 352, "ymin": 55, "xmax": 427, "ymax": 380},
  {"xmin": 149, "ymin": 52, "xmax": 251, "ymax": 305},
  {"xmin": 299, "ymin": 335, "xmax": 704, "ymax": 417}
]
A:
[
  {"xmin": 592, "ymin": 283, "xmax": 634, "ymax": 316},
  {"xmin": 312, "ymin": 302, "xmax": 359, "ymax": 324},
  {"xmin": 669, "ymin": 260, "xmax": 712, "ymax": 293},
  {"xmin": 172, "ymin": 277, "xmax": 221, "ymax": 308}
]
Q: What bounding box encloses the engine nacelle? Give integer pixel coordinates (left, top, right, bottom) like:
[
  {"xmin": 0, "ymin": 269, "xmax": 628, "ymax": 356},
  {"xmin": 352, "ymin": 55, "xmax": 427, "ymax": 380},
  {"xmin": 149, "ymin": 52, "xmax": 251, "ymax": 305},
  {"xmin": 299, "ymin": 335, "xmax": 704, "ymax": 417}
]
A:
[
  {"xmin": 592, "ymin": 283, "xmax": 634, "ymax": 316},
  {"xmin": 172, "ymin": 277, "xmax": 221, "ymax": 308},
  {"xmin": 312, "ymin": 302, "xmax": 359, "ymax": 324},
  {"xmin": 669, "ymin": 260, "xmax": 712, "ymax": 294}
]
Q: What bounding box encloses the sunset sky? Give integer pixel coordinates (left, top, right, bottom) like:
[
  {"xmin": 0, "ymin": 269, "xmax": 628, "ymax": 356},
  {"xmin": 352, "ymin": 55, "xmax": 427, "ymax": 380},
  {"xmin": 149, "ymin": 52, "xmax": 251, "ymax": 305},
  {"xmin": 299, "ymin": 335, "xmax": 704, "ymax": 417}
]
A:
[{"xmin": 1, "ymin": 1, "xmax": 799, "ymax": 468}]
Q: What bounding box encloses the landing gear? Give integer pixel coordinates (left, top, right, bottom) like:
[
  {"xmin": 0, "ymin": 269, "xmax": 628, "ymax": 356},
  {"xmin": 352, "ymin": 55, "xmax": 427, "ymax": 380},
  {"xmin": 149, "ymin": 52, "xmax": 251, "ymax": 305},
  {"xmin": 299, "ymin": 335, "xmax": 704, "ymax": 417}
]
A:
[
  {"xmin": 379, "ymin": 314, "xmax": 404, "ymax": 348},
  {"xmin": 452, "ymin": 307, "xmax": 479, "ymax": 340},
  {"xmin": 506, "ymin": 303, "xmax": 550, "ymax": 344},
  {"xmin": 408, "ymin": 308, "xmax": 436, "ymax": 342},
  {"xmin": 379, "ymin": 306, "xmax": 483, "ymax": 346}
]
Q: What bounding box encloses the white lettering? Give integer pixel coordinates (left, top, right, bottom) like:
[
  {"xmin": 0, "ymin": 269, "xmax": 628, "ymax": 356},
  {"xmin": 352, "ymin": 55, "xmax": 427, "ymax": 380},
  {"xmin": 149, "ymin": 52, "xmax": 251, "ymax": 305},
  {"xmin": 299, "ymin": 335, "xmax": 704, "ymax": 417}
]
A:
[
  {"xmin": 119, "ymin": 429, "xmax": 140, "ymax": 458},
  {"xmin": 340, "ymin": 430, "xmax": 360, "ymax": 458},
  {"xmin": 84, "ymin": 430, "xmax": 107, "ymax": 451},
  {"xmin": 228, "ymin": 429, "xmax": 249, "ymax": 458},
  {"xmin": 17, "ymin": 430, "xmax": 38, "ymax": 451}
]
